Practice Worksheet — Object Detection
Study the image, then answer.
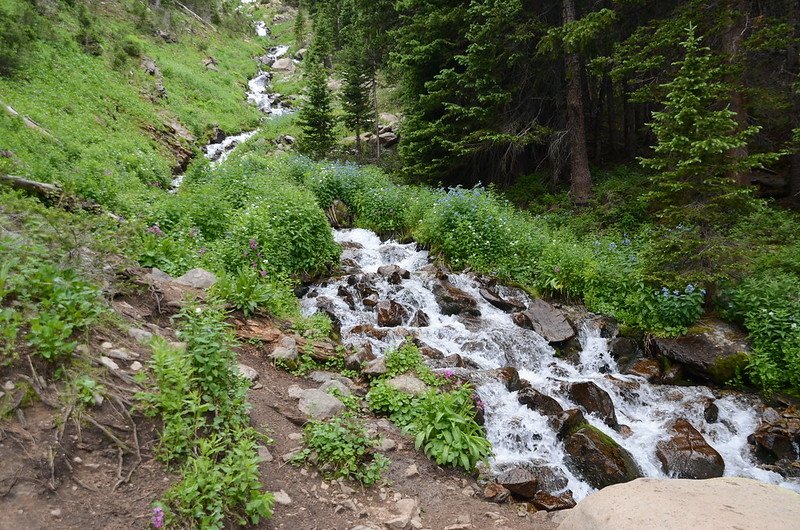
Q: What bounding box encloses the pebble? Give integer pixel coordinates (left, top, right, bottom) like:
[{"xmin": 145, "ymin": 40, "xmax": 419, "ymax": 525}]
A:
[
  {"xmin": 288, "ymin": 432, "xmax": 303, "ymax": 441},
  {"xmin": 73, "ymin": 457, "xmax": 83, "ymax": 464},
  {"xmin": 378, "ymin": 437, "xmax": 396, "ymax": 452},
  {"xmin": 258, "ymin": 446, "xmax": 274, "ymax": 463},
  {"xmin": 50, "ymin": 509, "xmax": 62, "ymax": 517},
  {"xmin": 127, "ymin": 327, "xmax": 153, "ymax": 343},
  {"xmin": 461, "ymin": 487, "xmax": 475, "ymax": 497},
  {"xmin": 129, "ymin": 361, "xmax": 143, "ymax": 372},
  {"xmin": 3, "ymin": 381, "xmax": 15, "ymax": 392},
  {"xmin": 273, "ymin": 490, "xmax": 292, "ymax": 506},
  {"xmin": 101, "ymin": 342, "xmax": 113, "ymax": 349},
  {"xmin": 404, "ymin": 464, "xmax": 419, "ymax": 478}
]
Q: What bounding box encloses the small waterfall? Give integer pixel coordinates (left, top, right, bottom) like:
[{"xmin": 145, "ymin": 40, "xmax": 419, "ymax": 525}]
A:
[{"xmin": 301, "ymin": 228, "xmax": 800, "ymax": 501}]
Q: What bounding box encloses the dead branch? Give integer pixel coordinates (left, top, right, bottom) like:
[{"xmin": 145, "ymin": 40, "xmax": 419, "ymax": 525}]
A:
[
  {"xmin": 174, "ymin": 1, "xmax": 217, "ymax": 32},
  {"xmin": 81, "ymin": 413, "xmax": 132, "ymax": 453}
]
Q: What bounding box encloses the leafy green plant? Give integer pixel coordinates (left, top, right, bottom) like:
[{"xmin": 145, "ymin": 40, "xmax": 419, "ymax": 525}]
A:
[
  {"xmin": 410, "ymin": 385, "xmax": 491, "ymax": 471},
  {"xmin": 212, "ymin": 268, "xmax": 275, "ymax": 317},
  {"xmin": 73, "ymin": 375, "xmax": 105, "ymax": 407},
  {"xmin": 0, "ymin": 308, "xmax": 21, "ymax": 361},
  {"xmin": 292, "ymin": 415, "xmax": 388, "ymax": 486},
  {"xmin": 27, "ymin": 312, "xmax": 77, "ymax": 361}
]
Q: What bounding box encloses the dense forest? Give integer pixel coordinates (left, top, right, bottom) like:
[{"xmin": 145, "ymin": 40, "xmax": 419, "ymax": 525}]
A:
[{"xmin": 1, "ymin": 0, "xmax": 800, "ymax": 527}]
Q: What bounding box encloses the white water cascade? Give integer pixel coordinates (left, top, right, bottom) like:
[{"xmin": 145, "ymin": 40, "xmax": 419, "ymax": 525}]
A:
[{"xmin": 301, "ymin": 228, "xmax": 800, "ymax": 501}]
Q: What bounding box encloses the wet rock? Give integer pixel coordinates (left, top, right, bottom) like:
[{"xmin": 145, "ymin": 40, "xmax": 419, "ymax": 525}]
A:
[
  {"xmin": 363, "ymin": 357, "xmax": 388, "ymax": 376},
  {"xmin": 377, "ymin": 264, "xmax": 411, "ymax": 284},
  {"xmin": 495, "ymin": 465, "xmax": 569, "ymax": 500},
  {"xmin": 749, "ymin": 406, "xmax": 800, "ymax": 464},
  {"xmin": 483, "ymin": 483, "xmax": 511, "ymax": 503},
  {"xmin": 387, "ymin": 374, "xmax": 428, "ymax": 395},
  {"xmin": 173, "ymin": 268, "xmax": 217, "ymax": 289},
  {"xmin": 419, "ymin": 344, "xmax": 445, "ymax": 359},
  {"xmin": 564, "ymin": 424, "xmax": 641, "ymax": 489},
  {"xmin": 531, "ymin": 490, "xmax": 576, "ymax": 511},
  {"xmin": 624, "ymin": 358, "xmax": 662, "ymax": 382},
  {"xmin": 468, "ymin": 367, "xmax": 522, "ymax": 392},
  {"xmin": 376, "ymin": 300, "xmax": 408, "ymax": 327},
  {"xmin": 432, "ymin": 279, "xmax": 480, "ymax": 317},
  {"xmin": 649, "ymin": 320, "xmax": 750, "ymax": 384},
  {"xmin": 363, "ymin": 293, "xmax": 379, "ymax": 307},
  {"xmin": 353, "ymin": 274, "xmax": 379, "ymax": 299},
  {"xmin": 518, "ymin": 387, "xmax": 564, "ymax": 417},
  {"xmin": 656, "ymin": 418, "xmax": 724, "ymax": 479},
  {"xmin": 236, "ymin": 363, "xmax": 259, "ymax": 383},
  {"xmin": 553, "ymin": 408, "xmax": 586, "ymax": 440},
  {"xmin": 315, "ymin": 296, "xmax": 341, "ymax": 333},
  {"xmin": 442, "ymin": 353, "xmax": 466, "ymax": 367},
  {"xmin": 351, "ymin": 324, "xmax": 389, "ymax": 340},
  {"xmin": 409, "ymin": 310, "xmax": 430, "ymax": 327},
  {"xmin": 608, "ymin": 337, "xmax": 639, "ymax": 360},
  {"xmin": 512, "ymin": 300, "xmax": 575, "ymax": 344},
  {"xmin": 661, "ymin": 364, "xmax": 684, "ymax": 385},
  {"xmin": 567, "ymin": 381, "xmax": 618, "ymax": 429},
  {"xmin": 703, "ymin": 400, "xmax": 719, "ymax": 423},
  {"xmin": 337, "ymin": 285, "xmax": 356, "ymax": 310},
  {"xmin": 478, "ymin": 288, "xmax": 525, "ymax": 312}
]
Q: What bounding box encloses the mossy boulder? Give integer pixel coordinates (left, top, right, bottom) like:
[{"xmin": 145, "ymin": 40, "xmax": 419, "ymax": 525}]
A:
[{"xmin": 564, "ymin": 424, "xmax": 641, "ymax": 489}]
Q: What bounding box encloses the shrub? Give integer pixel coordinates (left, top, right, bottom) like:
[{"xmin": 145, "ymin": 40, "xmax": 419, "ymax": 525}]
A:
[
  {"xmin": 0, "ymin": 1, "xmax": 39, "ymax": 76},
  {"xmin": 212, "ymin": 268, "xmax": 298, "ymax": 317},
  {"xmin": 293, "ymin": 415, "xmax": 389, "ymax": 486},
  {"xmin": 223, "ymin": 180, "xmax": 340, "ymax": 276}
]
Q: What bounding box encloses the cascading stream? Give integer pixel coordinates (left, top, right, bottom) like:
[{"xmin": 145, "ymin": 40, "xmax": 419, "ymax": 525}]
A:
[
  {"xmin": 301, "ymin": 228, "xmax": 800, "ymax": 501},
  {"xmin": 170, "ymin": 12, "xmax": 290, "ymax": 190}
]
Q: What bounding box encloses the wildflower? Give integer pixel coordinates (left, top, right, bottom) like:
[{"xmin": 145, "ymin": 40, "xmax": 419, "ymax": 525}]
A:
[
  {"xmin": 554, "ymin": 266, "xmax": 561, "ymax": 273},
  {"xmin": 685, "ymin": 284, "xmax": 695, "ymax": 294},
  {"xmin": 146, "ymin": 225, "xmax": 164, "ymax": 237},
  {"xmin": 442, "ymin": 369, "xmax": 455, "ymax": 379},
  {"xmin": 198, "ymin": 247, "xmax": 207, "ymax": 256},
  {"xmin": 622, "ymin": 237, "xmax": 631, "ymax": 246},
  {"xmin": 189, "ymin": 227, "xmax": 199, "ymax": 238},
  {"xmin": 608, "ymin": 242, "xmax": 617, "ymax": 250},
  {"xmin": 259, "ymin": 269, "xmax": 268, "ymax": 277},
  {"xmin": 673, "ymin": 290, "xmax": 680, "ymax": 296},
  {"xmin": 249, "ymin": 238, "xmax": 258, "ymax": 250},
  {"xmin": 152, "ymin": 507, "xmax": 165, "ymax": 528}
]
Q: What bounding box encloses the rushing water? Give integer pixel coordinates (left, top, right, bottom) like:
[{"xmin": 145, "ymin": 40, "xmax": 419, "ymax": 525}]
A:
[{"xmin": 301, "ymin": 228, "xmax": 800, "ymax": 501}]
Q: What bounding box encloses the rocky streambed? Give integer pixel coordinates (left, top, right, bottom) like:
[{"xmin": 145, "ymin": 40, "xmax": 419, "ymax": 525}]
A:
[{"xmin": 301, "ymin": 228, "xmax": 800, "ymax": 509}]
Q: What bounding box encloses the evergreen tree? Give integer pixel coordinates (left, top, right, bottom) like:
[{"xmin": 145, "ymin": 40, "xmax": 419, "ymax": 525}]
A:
[
  {"xmin": 298, "ymin": 63, "xmax": 337, "ymax": 160},
  {"xmin": 294, "ymin": 4, "xmax": 306, "ymax": 48},
  {"xmin": 640, "ymin": 26, "xmax": 779, "ymax": 288},
  {"xmin": 339, "ymin": 48, "xmax": 374, "ymax": 154}
]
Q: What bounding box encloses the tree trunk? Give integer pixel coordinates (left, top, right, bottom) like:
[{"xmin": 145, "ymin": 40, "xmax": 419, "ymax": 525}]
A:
[
  {"xmin": 623, "ymin": 81, "xmax": 637, "ymax": 157},
  {"xmin": 723, "ymin": 0, "xmax": 751, "ymax": 186},
  {"xmin": 563, "ymin": 0, "xmax": 592, "ymax": 204},
  {"xmin": 606, "ymin": 76, "xmax": 617, "ymax": 157},
  {"xmin": 789, "ymin": 1, "xmax": 800, "ymax": 205},
  {"xmin": 373, "ymin": 76, "xmax": 381, "ymax": 161}
]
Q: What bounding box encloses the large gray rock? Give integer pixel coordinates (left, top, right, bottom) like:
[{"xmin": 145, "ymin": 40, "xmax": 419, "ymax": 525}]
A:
[
  {"xmin": 557, "ymin": 477, "xmax": 800, "ymax": 530},
  {"xmin": 649, "ymin": 319, "xmax": 749, "ymax": 384},
  {"xmin": 173, "ymin": 268, "xmax": 217, "ymax": 289},
  {"xmin": 512, "ymin": 299, "xmax": 575, "ymax": 343},
  {"xmin": 270, "ymin": 335, "xmax": 298, "ymax": 361},
  {"xmin": 272, "ymin": 57, "xmax": 295, "ymax": 72},
  {"xmin": 656, "ymin": 418, "xmax": 724, "ymax": 479},
  {"xmin": 294, "ymin": 388, "xmax": 345, "ymax": 419}
]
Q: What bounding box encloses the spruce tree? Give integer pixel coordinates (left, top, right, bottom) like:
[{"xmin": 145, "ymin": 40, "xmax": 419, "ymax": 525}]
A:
[
  {"xmin": 339, "ymin": 48, "xmax": 374, "ymax": 154},
  {"xmin": 640, "ymin": 26, "xmax": 778, "ymax": 288},
  {"xmin": 297, "ymin": 62, "xmax": 337, "ymax": 160},
  {"xmin": 294, "ymin": 4, "xmax": 306, "ymax": 48}
]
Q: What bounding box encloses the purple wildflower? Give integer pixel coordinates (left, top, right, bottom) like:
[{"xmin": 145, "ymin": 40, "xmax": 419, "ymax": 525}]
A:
[
  {"xmin": 249, "ymin": 238, "xmax": 258, "ymax": 250},
  {"xmin": 259, "ymin": 269, "xmax": 268, "ymax": 277},
  {"xmin": 146, "ymin": 225, "xmax": 164, "ymax": 237},
  {"xmin": 151, "ymin": 507, "xmax": 165, "ymax": 529},
  {"xmin": 442, "ymin": 369, "xmax": 455, "ymax": 379},
  {"xmin": 553, "ymin": 266, "xmax": 561, "ymax": 273}
]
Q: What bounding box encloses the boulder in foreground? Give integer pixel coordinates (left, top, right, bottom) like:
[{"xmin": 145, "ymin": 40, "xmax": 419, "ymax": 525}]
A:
[{"xmin": 557, "ymin": 477, "xmax": 800, "ymax": 530}]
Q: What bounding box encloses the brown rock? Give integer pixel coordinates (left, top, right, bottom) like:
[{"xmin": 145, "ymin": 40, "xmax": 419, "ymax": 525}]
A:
[
  {"xmin": 483, "ymin": 483, "xmax": 511, "ymax": 503},
  {"xmin": 478, "ymin": 288, "xmax": 525, "ymax": 312},
  {"xmin": 410, "ymin": 309, "xmax": 430, "ymax": 327},
  {"xmin": 532, "ymin": 490, "xmax": 576, "ymax": 511},
  {"xmin": 749, "ymin": 406, "xmax": 800, "ymax": 463},
  {"xmin": 656, "ymin": 418, "xmax": 724, "ymax": 479},
  {"xmin": 518, "ymin": 387, "xmax": 564, "ymax": 417},
  {"xmin": 377, "ymin": 264, "xmax": 411, "ymax": 284},
  {"xmin": 377, "ymin": 300, "xmax": 408, "ymax": 327},
  {"xmin": 564, "ymin": 425, "xmax": 641, "ymax": 489},
  {"xmin": 432, "ymin": 279, "xmax": 480, "ymax": 317},
  {"xmin": 554, "ymin": 408, "xmax": 586, "ymax": 440},
  {"xmin": 624, "ymin": 358, "xmax": 662, "ymax": 381},
  {"xmin": 567, "ymin": 381, "xmax": 618, "ymax": 428}
]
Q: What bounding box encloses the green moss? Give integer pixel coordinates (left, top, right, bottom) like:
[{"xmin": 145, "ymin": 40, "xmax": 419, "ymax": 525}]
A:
[{"xmin": 710, "ymin": 351, "xmax": 750, "ymax": 385}]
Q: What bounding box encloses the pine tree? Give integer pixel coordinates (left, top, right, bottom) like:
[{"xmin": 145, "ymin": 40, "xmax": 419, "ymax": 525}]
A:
[
  {"xmin": 640, "ymin": 26, "xmax": 779, "ymax": 288},
  {"xmin": 298, "ymin": 63, "xmax": 337, "ymax": 160},
  {"xmin": 294, "ymin": 4, "xmax": 306, "ymax": 48},
  {"xmin": 339, "ymin": 48, "xmax": 374, "ymax": 154}
]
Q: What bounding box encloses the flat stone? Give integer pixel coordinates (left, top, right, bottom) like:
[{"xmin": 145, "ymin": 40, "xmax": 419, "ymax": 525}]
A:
[
  {"xmin": 127, "ymin": 328, "xmax": 153, "ymax": 343},
  {"xmin": 320, "ymin": 379, "xmax": 350, "ymax": 396},
  {"xmin": 129, "ymin": 361, "xmax": 143, "ymax": 372},
  {"xmin": 387, "ymin": 374, "xmax": 428, "ymax": 395},
  {"xmin": 173, "ymin": 268, "xmax": 217, "ymax": 289},
  {"xmin": 270, "ymin": 334, "xmax": 298, "ymax": 361},
  {"xmin": 296, "ymin": 388, "xmax": 345, "ymax": 419},
  {"xmin": 512, "ymin": 299, "xmax": 575, "ymax": 343},
  {"xmin": 99, "ymin": 357, "xmax": 120, "ymax": 371},
  {"xmin": 236, "ymin": 363, "xmax": 259, "ymax": 382},
  {"xmin": 558, "ymin": 477, "xmax": 800, "ymax": 530},
  {"xmin": 106, "ymin": 348, "xmax": 137, "ymax": 361},
  {"xmin": 404, "ymin": 464, "xmax": 419, "ymax": 477},
  {"xmin": 258, "ymin": 446, "xmax": 274, "ymax": 462}
]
